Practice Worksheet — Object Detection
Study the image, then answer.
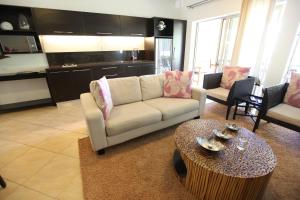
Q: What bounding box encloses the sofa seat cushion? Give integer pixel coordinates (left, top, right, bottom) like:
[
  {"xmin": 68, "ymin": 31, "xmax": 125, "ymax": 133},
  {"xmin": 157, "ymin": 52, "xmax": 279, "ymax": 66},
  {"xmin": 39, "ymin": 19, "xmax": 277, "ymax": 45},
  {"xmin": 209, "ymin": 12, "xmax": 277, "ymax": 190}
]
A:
[
  {"xmin": 267, "ymin": 103, "xmax": 300, "ymax": 127},
  {"xmin": 206, "ymin": 87, "xmax": 229, "ymax": 102},
  {"xmin": 144, "ymin": 97, "xmax": 199, "ymax": 120},
  {"xmin": 106, "ymin": 102, "xmax": 162, "ymax": 136}
]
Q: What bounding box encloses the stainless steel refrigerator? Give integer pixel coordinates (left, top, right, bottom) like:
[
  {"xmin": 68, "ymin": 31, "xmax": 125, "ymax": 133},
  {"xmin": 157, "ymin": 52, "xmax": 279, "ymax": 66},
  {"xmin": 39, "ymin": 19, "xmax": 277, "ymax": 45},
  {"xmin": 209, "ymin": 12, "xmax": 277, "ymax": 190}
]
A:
[{"xmin": 155, "ymin": 38, "xmax": 173, "ymax": 74}]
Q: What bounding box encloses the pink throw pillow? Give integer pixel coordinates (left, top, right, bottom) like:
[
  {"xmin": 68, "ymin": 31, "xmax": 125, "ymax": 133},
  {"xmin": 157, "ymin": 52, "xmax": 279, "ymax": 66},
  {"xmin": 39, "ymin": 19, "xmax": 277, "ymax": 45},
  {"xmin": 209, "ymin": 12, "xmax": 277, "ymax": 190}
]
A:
[
  {"xmin": 220, "ymin": 66, "xmax": 250, "ymax": 89},
  {"xmin": 97, "ymin": 77, "xmax": 113, "ymax": 120},
  {"xmin": 284, "ymin": 72, "xmax": 300, "ymax": 108},
  {"xmin": 163, "ymin": 71, "xmax": 192, "ymax": 99}
]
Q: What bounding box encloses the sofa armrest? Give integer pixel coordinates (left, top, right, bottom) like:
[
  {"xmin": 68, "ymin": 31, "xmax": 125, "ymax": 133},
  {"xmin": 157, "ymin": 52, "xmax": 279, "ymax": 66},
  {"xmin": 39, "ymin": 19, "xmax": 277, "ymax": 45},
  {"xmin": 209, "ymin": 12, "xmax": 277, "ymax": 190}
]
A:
[
  {"xmin": 263, "ymin": 83, "xmax": 288, "ymax": 110},
  {"xmin": 192, "ymin": 87, "xmax": 207, "ymax": 116},
  {"xmin": 203, "ymin": 73, "xmax": 223, "ymax": 89},
  {"xmin": 80, "ymin": 93, "xmax": 108, "ymax": 151}
]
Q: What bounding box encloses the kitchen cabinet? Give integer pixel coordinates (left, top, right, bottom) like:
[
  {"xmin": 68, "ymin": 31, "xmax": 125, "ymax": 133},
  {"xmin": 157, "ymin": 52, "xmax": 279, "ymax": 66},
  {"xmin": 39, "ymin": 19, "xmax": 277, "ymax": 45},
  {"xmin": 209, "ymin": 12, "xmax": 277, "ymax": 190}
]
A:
[
  {"xmin": 47, "ymin": 62, "xmax": 155, "ymax": 103},
  {"xmin": 153, "ymin": 18, "xmax": 174, "ymax": 37},
  {"xmin": 83, "ymin": 13, "xmax": 121, "ymax": 36},
  {"xmin": 93, "ymin": 66, "xmax": 120, "ymax": 79},
  {"xmin": 72, "ymin": 68, "xmax": 93, "ymax": 99},
  {"xmin": 47, "ymin": 68, "xmax": 92, "ymax": 102},
  {"xmin": 120, "ymin": 16, "xmax": 148, "ymax": 36},
  {"xmin": 172, "ymin": 20, "xmax": 186, "ymax": 71},
  {"xmin": 32, "ymin": 8, "xmax": 85, "ymax": 35},
  {"xmin": 47, "ymin": 70, "xmax": 74, "ymax": 102}
]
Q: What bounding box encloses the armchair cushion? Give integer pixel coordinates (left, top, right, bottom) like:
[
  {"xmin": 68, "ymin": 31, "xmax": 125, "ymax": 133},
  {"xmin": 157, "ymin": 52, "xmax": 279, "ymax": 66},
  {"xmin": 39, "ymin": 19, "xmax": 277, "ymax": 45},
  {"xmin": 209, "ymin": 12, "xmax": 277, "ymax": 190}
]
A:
[
  {"xmin": 266, "ymin": 103, "xmax": 300, "ymax": 127},
  {"xmin": 144, "ymin": 97, "xmax": 199, "ymax": 120},
  {"xmin": 206, "ymin": 87, "xmax": 230, "ymax": 102},
  {"xmin": 284, "ymin": 72, "xmax": 300, "ymax": 108},
  {"xmin": 106, "ymin": 102, "xmax": 162, "ymax": 136},
  {"xmin": 220, "ymin": 66, "xmax": 250, "ymax": 89}
]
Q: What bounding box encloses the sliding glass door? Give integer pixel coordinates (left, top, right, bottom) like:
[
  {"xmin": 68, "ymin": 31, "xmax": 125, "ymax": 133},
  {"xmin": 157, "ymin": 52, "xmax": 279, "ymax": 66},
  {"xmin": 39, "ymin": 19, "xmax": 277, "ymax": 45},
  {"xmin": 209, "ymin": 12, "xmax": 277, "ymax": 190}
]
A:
[{"xmin": 192, "ymin": 15, "xmax": 239, "ymax": 86}]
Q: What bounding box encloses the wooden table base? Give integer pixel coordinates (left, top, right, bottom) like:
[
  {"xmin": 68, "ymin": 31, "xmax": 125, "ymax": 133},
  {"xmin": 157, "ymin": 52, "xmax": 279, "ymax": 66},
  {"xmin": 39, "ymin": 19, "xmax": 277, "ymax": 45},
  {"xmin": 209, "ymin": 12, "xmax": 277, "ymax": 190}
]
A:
[{"xmin": 181, "ymin": 152, "xmax": 272, "ymax": 200}]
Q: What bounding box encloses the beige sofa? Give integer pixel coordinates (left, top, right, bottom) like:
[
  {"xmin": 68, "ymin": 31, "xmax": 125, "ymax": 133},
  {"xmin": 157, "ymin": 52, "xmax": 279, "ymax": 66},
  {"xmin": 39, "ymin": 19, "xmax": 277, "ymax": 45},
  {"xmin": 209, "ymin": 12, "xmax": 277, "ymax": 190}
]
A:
[{"xmin": 80, "ymin": 74, "xmax": 206, "ymax": 153}]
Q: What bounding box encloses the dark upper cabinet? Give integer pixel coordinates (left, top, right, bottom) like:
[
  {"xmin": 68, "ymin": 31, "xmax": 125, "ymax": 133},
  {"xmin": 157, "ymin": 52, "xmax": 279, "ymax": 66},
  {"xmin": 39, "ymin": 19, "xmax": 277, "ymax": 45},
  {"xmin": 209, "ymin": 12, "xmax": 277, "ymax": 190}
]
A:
[
  {"xmin": 153, "ymin": 18, "xmax": 174, "ymax": 37},
  {"xmin": 83, "ymin": 13, "xmax": 121, "ymax": 36},
  {"xmin": 32, "ymin": 8, "xmax": 85, "ymax": 35},
  {"xmin": 172, "ymin": 20, "xmax": 186, "ymax": 71},
  {"xmin": 120, "ymin": 16, "xmax": 148, "ymax": 36}
]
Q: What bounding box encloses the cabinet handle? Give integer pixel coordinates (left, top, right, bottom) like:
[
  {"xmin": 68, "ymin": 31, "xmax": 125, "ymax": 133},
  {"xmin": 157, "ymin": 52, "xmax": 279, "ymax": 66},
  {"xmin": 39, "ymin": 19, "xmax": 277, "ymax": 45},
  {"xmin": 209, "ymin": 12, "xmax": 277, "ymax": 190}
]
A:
[
  {"xmin": 127, "ymin": 65, "xmax": 137, "ymax": 68},
  {"xmin": 102, "ymin": 67, "xmax": 117, "ymax": 70},
  {"xmin": 96, "ymin": 32, "xmax": 113, "ymax": 35},
  {"xmin": 106, "ymin": 74, "xmax": 118, "ymax": 77},
  {"xmin": 130, "ymin": 33, "xmax": 143, "ymax": 36},
  {"xmin": 53, "ymin": 31, "xmax": 74, "ymax": 34},
  {"xmin": 73, "ymin": 69, "xmax": 90, "ymax": 72},
  {"xmin": 50, "ymin": 71, "xmax": 69, "ymax": 74}
]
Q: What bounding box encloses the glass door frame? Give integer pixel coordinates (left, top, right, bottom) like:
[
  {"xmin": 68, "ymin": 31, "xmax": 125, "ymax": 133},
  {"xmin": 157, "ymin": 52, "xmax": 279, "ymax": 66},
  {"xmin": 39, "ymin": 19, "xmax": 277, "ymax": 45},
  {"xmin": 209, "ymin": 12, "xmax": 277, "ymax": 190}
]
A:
[{"xmin": 192, "ymin": 14, "xmax": 240, "ymax": 73}]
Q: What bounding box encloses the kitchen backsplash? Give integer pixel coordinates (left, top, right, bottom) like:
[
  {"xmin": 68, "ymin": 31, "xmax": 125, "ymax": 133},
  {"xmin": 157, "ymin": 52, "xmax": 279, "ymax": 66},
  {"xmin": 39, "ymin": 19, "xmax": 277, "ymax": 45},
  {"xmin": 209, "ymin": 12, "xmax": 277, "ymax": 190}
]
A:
[{"xmin": 46, "ymin": 50, "xmax": 154, "ymax": 67}]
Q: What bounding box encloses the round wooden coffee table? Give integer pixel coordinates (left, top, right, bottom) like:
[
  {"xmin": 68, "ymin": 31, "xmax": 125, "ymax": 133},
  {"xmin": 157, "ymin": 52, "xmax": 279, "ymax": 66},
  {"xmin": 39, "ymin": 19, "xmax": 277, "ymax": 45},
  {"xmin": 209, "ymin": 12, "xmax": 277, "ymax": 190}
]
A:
[{"xmin": 174, "ymin": 119, "xmax": 277, "ymax": 200}]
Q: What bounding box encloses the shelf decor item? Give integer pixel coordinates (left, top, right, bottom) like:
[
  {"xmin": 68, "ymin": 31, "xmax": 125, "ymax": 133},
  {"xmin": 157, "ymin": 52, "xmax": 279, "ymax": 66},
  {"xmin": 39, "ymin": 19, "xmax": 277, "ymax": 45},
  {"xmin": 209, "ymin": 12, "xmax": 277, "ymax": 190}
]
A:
[
  {"xmin": 18, "ymin": 14, "xmax": 30, "ymax": 30},
  {"xmin": 157, "ymin": 20, "xmax": 166, "ymax": 31},
  {"xmin": 0, "ymin": 21, "xmax": 13, "ymax": 30}
]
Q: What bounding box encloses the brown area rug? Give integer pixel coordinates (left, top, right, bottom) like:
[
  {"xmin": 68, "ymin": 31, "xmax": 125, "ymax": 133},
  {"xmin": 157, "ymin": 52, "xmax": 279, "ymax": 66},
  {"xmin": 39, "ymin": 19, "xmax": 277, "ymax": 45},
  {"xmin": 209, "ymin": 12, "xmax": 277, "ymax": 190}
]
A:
[{"xmin": 79, "ymin": 103, "xmax": 300, "ymax": 200}]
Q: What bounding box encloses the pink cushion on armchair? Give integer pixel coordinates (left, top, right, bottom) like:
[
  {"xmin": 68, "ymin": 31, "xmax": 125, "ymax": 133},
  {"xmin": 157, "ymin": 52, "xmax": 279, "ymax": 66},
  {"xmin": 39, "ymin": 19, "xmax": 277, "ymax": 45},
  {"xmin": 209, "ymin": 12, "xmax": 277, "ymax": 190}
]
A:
[
  {"xmin": 284, "ymin": 72, "xmax": 300, "ymax": 108},
  {"xmin": 220, "ymin": 66, "xmax": 250, "ymax": 89},
  {"xmin": 163, "ymin": 71, "xmax": 193, "ymax": 98}
]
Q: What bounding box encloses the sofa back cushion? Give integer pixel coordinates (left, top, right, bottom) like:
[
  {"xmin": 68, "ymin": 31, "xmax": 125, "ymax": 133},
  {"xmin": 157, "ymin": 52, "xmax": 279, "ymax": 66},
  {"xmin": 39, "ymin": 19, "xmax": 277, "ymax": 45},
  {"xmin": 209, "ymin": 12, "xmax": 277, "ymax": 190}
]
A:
[
  {"xmin": 163, "ymin": 71, "xmax": 193, "ymax": 99},
  {"xmin": 284, "ymin": 72, "xmax": 300, "ymax": 108},
  {"xmin": 108, "ymin": 76, "xmax": 142, "ymax": 106},
  {"xmin": 139, "ymin": 74, "xmax": 164, "ymax": 100},
  {"xmin": 220, "ymin": 66, "xmax": 250, "ymax": 89}
]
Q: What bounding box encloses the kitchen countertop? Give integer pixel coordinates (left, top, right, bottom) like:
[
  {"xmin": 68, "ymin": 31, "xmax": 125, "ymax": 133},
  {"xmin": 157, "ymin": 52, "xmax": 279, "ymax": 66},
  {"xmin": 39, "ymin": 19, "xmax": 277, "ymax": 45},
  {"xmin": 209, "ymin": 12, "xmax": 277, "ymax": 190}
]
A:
[{"xmin": 48, "ymin": 60, "xmax": 155, "ymax": 69}]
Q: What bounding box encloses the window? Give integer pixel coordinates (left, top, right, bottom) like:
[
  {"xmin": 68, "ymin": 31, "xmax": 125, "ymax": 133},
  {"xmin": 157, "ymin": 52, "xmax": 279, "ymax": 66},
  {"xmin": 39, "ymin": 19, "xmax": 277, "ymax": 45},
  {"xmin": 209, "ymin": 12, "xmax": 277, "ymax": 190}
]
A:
[
  {"xmin": 191, "ymin": 15, "xmax": 239, "ymax": 86},
  {"xmin": 284, "ymin": 26, "xmax": 300, "ymax": 82}
]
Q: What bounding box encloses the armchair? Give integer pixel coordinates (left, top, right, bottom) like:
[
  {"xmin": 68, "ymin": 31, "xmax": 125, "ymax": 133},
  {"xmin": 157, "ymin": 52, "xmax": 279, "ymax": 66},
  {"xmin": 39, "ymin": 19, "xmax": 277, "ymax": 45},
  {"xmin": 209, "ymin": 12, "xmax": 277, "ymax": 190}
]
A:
[
  {"xmin": 203, "ymin": 73, "xmax": 255, "ymax": 119},
  {"xmin": 253, "ymin": 83, "xmax": 300, "ymax": 132}
]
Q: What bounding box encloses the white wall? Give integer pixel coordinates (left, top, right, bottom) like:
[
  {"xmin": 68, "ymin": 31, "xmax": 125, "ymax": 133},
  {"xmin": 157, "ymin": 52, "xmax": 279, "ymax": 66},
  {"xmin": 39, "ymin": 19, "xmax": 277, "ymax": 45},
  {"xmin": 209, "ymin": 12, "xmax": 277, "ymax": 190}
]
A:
[
  {"xmin": 0, "ymin": 0, "xmax": 183, "ymax": 19},
  {"xmin": 181, "ymin": 0, "xmax": 242, "ymax": 71},
  {"xmin": 263, "ymin": 0, "xmax": 300, "ymax": 87}
]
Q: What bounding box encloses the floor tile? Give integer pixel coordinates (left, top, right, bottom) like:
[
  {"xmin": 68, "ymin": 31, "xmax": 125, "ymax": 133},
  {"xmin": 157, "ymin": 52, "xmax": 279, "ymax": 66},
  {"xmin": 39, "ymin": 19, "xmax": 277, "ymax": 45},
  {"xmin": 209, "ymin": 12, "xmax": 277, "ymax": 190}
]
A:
[
  {"xmin": 57, "ymin": 175, "xmax": 84, "ymax": 200},
  {"xmin": 4, "ymin": 185, "xmax": 55, "ymax": 200},
  {"xmin": 0, "ymin": 179, "xmax": 19, "ymax": 199},
  {"xmin": 24, "ymin": 154, "xmax": 80, "ymax": 198},
  {"xmin": 0, "ymin": 140, "xmax": 30, "ymax": 168},
  {"xmin": 1, "ymin": 148, "xmax": 56, "ymax": 184}
]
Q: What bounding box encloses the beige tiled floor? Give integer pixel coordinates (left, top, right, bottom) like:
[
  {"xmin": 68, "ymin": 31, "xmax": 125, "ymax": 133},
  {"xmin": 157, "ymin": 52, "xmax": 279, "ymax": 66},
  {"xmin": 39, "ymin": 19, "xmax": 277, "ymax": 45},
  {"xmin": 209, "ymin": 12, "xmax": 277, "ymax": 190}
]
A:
[{"xmin": 0, "ymin": 100, "xmax": 87, "ymax": 200}]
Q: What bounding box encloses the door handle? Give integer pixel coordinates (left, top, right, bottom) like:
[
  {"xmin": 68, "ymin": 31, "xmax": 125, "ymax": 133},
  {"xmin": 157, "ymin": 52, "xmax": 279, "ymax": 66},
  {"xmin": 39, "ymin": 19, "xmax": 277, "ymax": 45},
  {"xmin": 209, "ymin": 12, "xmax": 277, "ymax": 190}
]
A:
[
  {"xmin": 53, "ymin": 31, "xmax": 74, "ymax": 34},
  {"xmin": 130, "ymin": 33, "xmax": 143, "ymax": 36},
  {"xmin": 106, "ymin": 74, "xmax": 118, "ymax": 77},
  {"xmin": 96, "ymin": 32, "xmax": 113, "ymax": 35},
  {"xmin": 73, "ymin": 69, "xmax": 90, "ymax": 72},
  {"xmin": 102, "ymin": 67, "xmax": 117, "ymax": 70}
]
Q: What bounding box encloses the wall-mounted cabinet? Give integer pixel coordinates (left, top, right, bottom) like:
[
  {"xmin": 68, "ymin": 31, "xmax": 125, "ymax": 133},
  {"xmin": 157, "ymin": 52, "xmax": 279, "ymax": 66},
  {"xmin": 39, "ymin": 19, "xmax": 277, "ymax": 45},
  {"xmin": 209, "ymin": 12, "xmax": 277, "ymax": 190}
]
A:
[
  {"xmin": 120, "ymin": 16, "xmax": 149, "ymax": 37},
  {"xmin": 83, "ymin": 13, "xmax": 121, "ymax": 36},
  {"xmin": 153, "ymin": 17, "xmax": 174, "ymax": 37},
  {"xmin": 32, "ymin": 8, "xmax": 85, "ymax": 35}
]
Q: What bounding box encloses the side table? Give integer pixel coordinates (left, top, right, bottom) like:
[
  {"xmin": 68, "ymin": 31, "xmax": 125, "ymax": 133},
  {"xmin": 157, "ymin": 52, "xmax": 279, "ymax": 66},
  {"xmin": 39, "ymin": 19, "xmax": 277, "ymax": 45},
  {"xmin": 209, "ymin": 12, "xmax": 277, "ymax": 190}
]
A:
[{"xmin": 233, "ymin": 95, "xmax": 263, "ymax": 132}]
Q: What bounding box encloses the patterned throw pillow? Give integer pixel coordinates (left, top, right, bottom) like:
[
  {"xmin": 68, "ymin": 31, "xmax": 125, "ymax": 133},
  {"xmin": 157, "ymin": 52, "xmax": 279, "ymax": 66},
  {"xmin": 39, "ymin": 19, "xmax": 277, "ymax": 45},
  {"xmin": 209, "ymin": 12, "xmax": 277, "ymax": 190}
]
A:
[
  {"xmin": 220, "ymin": 66, "xmax": 250, "ymax": 89},
  {"xmin": 163, "ymin": 71, "xmax": 193, "ymax": 98},
  {"xmin": 284, "ymin": 72, "xmax": 300, "ymax": 108},
  {"xmin": 89, "ymin": 77, "xmax": 114, "ymax": 120}
]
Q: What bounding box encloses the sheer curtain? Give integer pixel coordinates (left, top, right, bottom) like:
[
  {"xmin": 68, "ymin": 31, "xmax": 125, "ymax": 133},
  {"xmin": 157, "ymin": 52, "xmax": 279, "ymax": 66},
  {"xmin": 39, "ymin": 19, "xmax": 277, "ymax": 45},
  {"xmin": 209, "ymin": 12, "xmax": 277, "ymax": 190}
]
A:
[{"xmin": 231, "ymin": 0, "xmax": 276, "ymax": 79}]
